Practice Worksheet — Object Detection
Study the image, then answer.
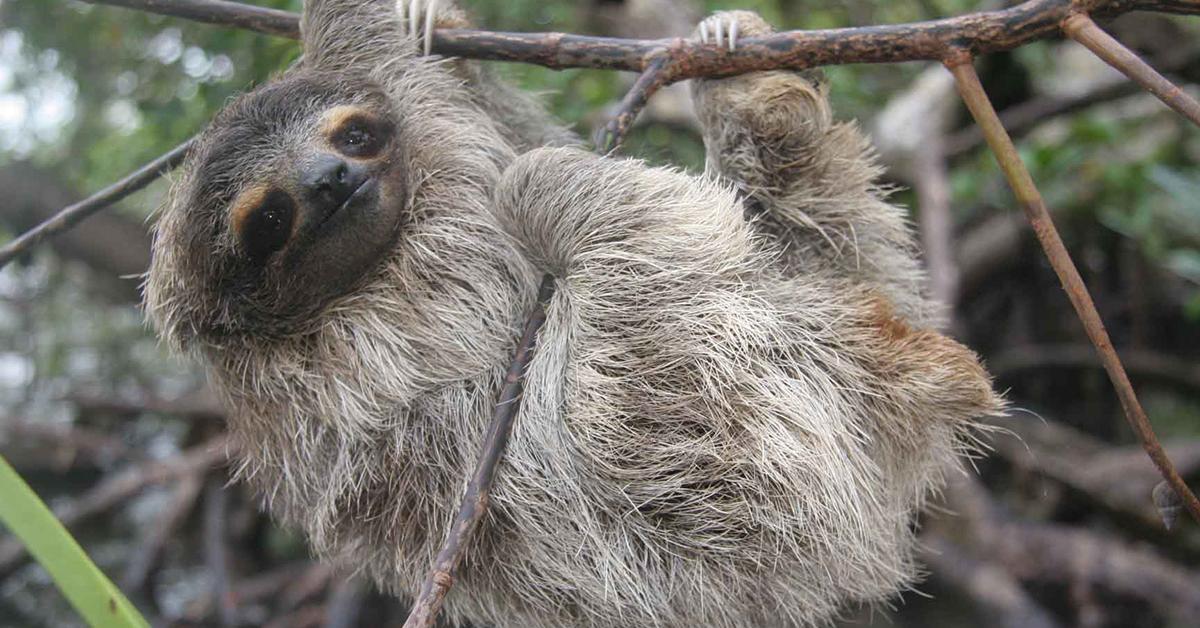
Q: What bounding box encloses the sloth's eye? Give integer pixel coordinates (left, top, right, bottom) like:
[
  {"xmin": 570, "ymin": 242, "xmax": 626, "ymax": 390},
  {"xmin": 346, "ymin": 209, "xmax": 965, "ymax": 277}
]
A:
[
  {"xmin": 333, "ymin": 118, "xmax": 384, "ymax": 158},
  {"xmin": 240, "ymin": 189, "xmax": 295, "ymax": 262}
]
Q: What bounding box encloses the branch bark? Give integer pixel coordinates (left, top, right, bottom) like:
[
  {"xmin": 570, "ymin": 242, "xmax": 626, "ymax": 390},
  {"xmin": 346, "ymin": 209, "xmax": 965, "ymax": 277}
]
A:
[
  {"xmin": 402, "ymin": 274, "xmax": 555, "ymax": 628},
  {"xmin": 946, "ymin": 56, "xmax": 1200, "ymax": 525},
  {"xmin": 1063, "ymin": 12, "xmax": 1200, "ymax": 127},
  {"xmin": 0, "ymin": 139, "xmax": 191, "ymax": 271},
  {"xmin": 9, "ymin": 0, "xmax": 1193, "ymax": 274},
  {"xmin": 921, "ymin": 535, "xmax": 1062, "ymax": 628},
  {"xmin": 80, "ymin": 0, "xmax": 1200, "ymax": 75}
]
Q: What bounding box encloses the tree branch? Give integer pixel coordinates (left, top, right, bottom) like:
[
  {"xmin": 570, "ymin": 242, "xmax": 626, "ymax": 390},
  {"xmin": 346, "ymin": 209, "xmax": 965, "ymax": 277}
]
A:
[
  {"xmin": 595, "ymin": 54, "xmax": 673, "ymax": 152},
  {"xmin": 15, "ymin": 2, "xmax": 1200, "ymax": 626},
  {"xmin": 80, "ymin": 0, "xmax": 1200, "ymax": 75},
  {"xmin": 84, "ymin": 0, "xmax": 299, "ymax": 38},
  {"xmin": 0, "ymin": 138, "xmax": 192, "ymax": 271},
  {"xmin": 9, "ymin": 0, "xmax": 1192, "ymax": 274},
  {"xmin": 402, "ymin": 274, "xmax": 555, "ymax": 628},
  {"xmin": 921, "ymin": 535, "xmax": 1062, "ymax": 628},
  {"xmin": 1063, "ymin": 12, "xmax": 1200, "ymax": 127},
  {"xmin": 946, "ymin": 56, "xmax": 1200, "ymax": 525}
]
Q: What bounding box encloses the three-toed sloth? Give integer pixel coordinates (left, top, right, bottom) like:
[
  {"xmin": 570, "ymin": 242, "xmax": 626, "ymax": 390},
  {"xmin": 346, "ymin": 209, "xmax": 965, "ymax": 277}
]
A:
[{"xmin": 144, "ymin": 2, "xmax": 1001, "ymax": 626}]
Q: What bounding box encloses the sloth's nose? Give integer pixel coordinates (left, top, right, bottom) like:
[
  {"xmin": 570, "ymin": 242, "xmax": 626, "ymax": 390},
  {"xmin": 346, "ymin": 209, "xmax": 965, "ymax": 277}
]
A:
[{"xmin": 300, "ymin": 153, "xmax": 369, "ymax": 210}]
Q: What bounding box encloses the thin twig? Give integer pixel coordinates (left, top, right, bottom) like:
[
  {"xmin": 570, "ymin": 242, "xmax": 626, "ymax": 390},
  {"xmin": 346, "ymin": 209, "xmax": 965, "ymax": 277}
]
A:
[
  {"xmin": 402, "ymin": 274, "xmax": 555, "ymax": 628},
  {"xmin": 0, "ymin": 138, "xmax": 192, "ymax": 271},
  {"xmin": 205, "ymin": 475, "xmax": 237, "ymax": 627},
  {"xmin": 945, "ymin": 55, "xmax": 1200, "ymax": 525},
  {"xmin": 944, "ymin": 79, "xmax": 1143, "ymax": 157},
  {"xmin": 975, "ymin": 521, "xmax": 1200, "ymax": 620},
  {"xmin": 279, "ymin": 563, "xmax": 334, "ymax": 612},
  {"xmin": 1, "ymin": 420, "xmax": 130, "ymax": 470},
  {"xmin": 87, "ymin": 0, "xmax": 299, "ymax": 37},
  {"xmin": 323, "ymin": 578, "xmax": 364, "ymax": 628},
  {"xmin": 595, "ymin": 54, "xmax": 673, "ymax": 152},
  {"xmin": 989, "ymin": 343, "xmax": 1200, "ymax": 391},
  {"xmin": 1062, "ymin": 13, "xmax": 1200, "ymax": 127},
  {"xmin": 921, "ymin": 535, "xmax": 1062, "ymax": 628},
  {"xmin": 913, "ymin": 131, "xmax": 959, "ymax": 309}
]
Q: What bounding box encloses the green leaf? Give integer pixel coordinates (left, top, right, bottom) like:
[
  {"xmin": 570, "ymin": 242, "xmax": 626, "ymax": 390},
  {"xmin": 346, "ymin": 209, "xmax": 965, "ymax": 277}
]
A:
[{"xmin": 0, "ymin": 455, "xmax": 148, "ymax": 628}]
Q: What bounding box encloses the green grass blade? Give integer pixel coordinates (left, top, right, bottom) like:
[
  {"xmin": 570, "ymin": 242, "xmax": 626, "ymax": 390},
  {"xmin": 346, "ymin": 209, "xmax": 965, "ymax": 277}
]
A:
[{"xmin": 0, "ymin": 454, "xmax": 149, "ymax": 628}]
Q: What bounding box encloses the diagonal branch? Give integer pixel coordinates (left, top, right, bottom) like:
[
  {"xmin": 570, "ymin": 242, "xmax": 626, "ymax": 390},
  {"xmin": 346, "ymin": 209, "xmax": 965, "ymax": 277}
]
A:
[
  {"xmin": 595, "ymin": 54, "xmax": 674, "ymax": 152},
  {"xmin": 0, "ymin": 138, "xmax": 193, "ymax": 270},
  {"xmin": 1062, "ymin": 13, "xmax": 1200, "ymax": 127},
  {"xmin": 402, "ymin": 274, "xmax": 555, "ymax": 628},
  {"xmin": 945, "ymin": 55, "xmax": 1200, "ymax": 526},
  {"xmin": 84, "ymin": 0, "xmax": 299, "ymax": 37}
]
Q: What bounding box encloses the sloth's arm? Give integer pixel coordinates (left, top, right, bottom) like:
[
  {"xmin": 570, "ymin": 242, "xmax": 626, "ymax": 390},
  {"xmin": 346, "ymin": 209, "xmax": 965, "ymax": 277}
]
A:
[
  {"xmin": 493, "ymin": 145, "xmax": 998, "ymax": 449},
  {"xmin": 493, "ymin": 147, "xmax": 752, "ymax": 283},
  {"xmin": 691, "ymin": 11, "xmax": 935, "ymax": 324}
]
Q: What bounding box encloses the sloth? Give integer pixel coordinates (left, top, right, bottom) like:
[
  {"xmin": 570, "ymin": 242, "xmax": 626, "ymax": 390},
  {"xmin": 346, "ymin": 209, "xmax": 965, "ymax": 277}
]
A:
[{"xmin": 144, "ymin": 1, "xmax": 1001, "ymax": 626}]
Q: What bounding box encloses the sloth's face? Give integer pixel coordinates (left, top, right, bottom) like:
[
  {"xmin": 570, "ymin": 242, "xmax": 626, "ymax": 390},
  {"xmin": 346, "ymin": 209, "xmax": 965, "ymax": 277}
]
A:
[{"xmin": 153, "ymin": 72, "xmax": 409, "ymax": 340}]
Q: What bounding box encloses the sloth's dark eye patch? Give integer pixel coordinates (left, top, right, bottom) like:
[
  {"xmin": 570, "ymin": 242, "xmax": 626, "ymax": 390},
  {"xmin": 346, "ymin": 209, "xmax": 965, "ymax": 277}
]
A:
[
  {"xmin": 240, "ymin": 189, "xmax": 295, "ymax": 262},
  {"xmin": 331, "ymin": 114, "xmax": 387, "ymax": 158}
]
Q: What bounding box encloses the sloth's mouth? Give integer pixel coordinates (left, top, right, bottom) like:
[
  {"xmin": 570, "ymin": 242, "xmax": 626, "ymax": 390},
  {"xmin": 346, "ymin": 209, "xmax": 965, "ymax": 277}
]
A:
[{"xmin": 316, "ymin": 176, "xmax": 378, "ymax": 233}]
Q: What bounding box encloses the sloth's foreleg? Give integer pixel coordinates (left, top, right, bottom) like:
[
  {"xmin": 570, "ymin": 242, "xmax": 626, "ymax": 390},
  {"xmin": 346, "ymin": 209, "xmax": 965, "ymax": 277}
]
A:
[{"xmin": 691, "ymin": 11, "xmax": 937, "ymax": 325}]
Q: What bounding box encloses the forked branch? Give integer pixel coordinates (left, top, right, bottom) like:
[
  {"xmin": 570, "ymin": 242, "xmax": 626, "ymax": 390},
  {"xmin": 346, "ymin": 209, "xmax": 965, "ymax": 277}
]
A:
[{"xmin": 81, "ymin": 0, "xmax": 1200, "ymax": 75}]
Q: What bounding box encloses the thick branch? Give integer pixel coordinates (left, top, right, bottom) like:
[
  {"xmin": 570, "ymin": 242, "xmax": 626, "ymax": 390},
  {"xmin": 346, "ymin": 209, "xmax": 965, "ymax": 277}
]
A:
[
  {"xmin": 82, "ymin": 1, "xmax": 1200, "ymax": 75},
  {"xmin": 11, "ymin": 0, "xmax": 1191, "ymax": 274}
]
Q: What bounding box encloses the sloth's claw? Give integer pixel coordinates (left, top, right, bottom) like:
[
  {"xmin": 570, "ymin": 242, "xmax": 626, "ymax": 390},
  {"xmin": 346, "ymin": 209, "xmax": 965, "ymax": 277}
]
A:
[
  {"xmin": 696, "ymin": 14, "xmax": 741, "ymax": 52},
  {"xmin": 695, "ymin": 11, "xmax": 773, "ymax": 53},
  {"xmin": 396, "ymin": 0, "xmax": 439, "ymax": 55}
]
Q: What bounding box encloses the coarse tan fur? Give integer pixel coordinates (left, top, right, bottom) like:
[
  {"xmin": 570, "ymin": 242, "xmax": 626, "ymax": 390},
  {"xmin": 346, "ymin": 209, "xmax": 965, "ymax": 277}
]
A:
[{"xmin": 143, "ymin": 2, "xmax": 1002, "ymax": 626}]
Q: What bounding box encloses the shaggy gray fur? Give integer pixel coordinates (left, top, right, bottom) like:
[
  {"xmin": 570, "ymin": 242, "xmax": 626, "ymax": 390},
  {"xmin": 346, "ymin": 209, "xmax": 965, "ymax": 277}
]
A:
[{"xmin": 144, "ymin": 2, "xmax": 1001, "ymax": 626}]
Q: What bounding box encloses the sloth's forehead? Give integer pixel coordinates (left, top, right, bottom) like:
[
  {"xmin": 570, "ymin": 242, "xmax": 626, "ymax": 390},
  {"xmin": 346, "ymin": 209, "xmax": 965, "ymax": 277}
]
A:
[
  {"xmin": 210, "ymin": 71, "xmax": 386, "ymax": 140},
  {"xmin": 190, "ymin": 73, "xmax": 385, "ymax": 202}
]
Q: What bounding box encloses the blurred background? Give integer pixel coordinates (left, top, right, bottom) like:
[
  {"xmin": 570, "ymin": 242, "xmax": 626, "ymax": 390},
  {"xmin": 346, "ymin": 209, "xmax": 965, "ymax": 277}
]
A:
[{"xmin": 0, "ymin": 0, "xmax": 1198, "ymax": 626}]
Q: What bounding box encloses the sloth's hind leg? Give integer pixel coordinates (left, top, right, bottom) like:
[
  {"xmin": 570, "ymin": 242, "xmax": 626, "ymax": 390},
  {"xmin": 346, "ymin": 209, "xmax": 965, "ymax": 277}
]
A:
[{"xmin": 691, "ymin": 11, "xmax": 936, "ymax": 325}]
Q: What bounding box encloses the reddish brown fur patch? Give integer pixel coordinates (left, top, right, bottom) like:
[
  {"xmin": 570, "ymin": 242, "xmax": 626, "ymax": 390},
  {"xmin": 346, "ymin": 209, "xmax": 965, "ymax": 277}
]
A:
[{"xmin": 862, "ymin": 293, "xmax": 995, "ymax": 412}]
